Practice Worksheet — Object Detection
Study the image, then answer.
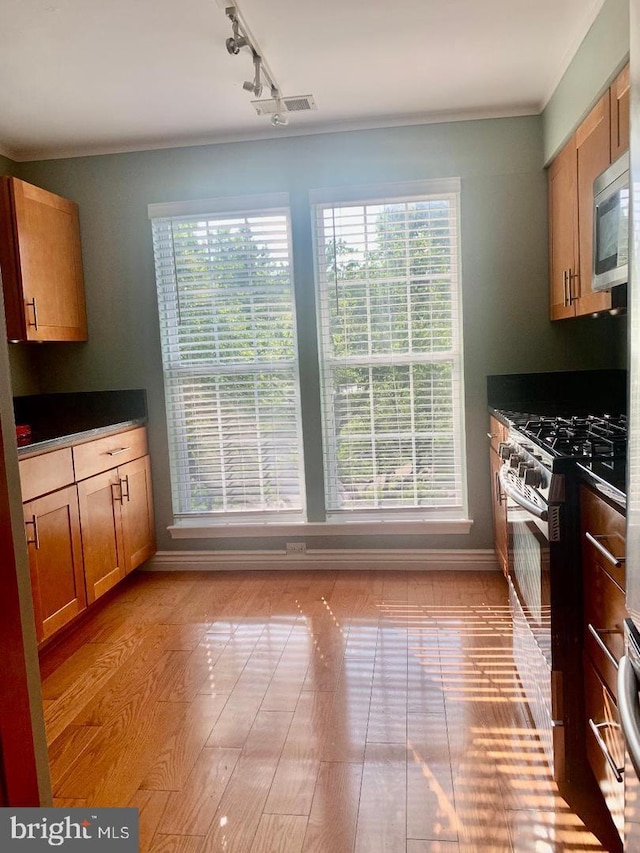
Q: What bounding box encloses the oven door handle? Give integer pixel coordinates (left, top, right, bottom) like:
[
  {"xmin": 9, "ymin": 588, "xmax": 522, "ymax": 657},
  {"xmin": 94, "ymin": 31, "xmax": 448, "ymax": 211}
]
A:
[
  {"xmin": 618, "ymin": 655, "xmax": 640, "ymax": 779},
  {"xmin": 498, "ymin": 467, "xmax": 548, "ymax": 521}
]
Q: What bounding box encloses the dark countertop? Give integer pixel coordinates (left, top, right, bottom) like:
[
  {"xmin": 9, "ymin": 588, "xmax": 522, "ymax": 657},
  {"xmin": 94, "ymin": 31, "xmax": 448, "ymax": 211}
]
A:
[
  {"xmin": 17, "ymin": 419, "xmax": 146, "ymax": 458},
  {"xmin": 13, "ymin": 390, "xmax": 148, "ymax": 457},
  {"xmin": 576, "ymin": 462, "xmax": 626, "ymax": 511}
]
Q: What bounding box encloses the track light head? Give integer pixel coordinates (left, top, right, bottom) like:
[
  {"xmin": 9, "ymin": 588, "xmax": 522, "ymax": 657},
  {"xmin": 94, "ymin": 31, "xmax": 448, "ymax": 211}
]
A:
[
  {"xmin": 226, "ymin": 35, "xmax": 247, "ymax": 55},
  {"xmin": 243, "ymin": 80, "xmax": 263, "ymax": 96},
  {"xmin": 271, "ymin": 112, "xmax": 289, "ymax": 127}
]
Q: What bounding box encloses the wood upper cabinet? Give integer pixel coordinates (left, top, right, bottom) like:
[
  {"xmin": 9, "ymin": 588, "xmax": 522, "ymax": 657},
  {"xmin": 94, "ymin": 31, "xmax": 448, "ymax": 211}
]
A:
[
  {"xmin": 23, "ymin": 485, "xmax": 86, "ymax": 643},
  {"xmin": 610, "ymin": 64, "xmax": 630, "ymax": 161},
  {"xmin": 548, "ymin": 140, "xmax": 579, "ymax": 320},
  {"xmin": 547, "ymin": 64, "xmax": 629, "ymax": 321},
  {"xmin": 575, "ymin": 92, "xmax": 612, "ymax": 316},
  {"xmin": 0, "ymin": 177, "xmax": 87, "ymax": 342}
]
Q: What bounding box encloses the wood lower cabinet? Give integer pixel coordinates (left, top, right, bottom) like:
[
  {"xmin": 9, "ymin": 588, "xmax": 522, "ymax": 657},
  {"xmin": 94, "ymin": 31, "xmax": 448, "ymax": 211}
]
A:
[
  {"xmin": 77, "ymin": 452, "xmax": 155, "ymax": 603},
  {"xmin": 0, "ymin": 177, "xmax": 87, "ymax": 342},
  {"xmin": 488, "ymin": 415, "xmax": 508, "ymax": 576},
  {"xmin": 584, "ymin": 657, "xmax": 625, "ymax": 840},
  {"xmin": 19, "ymin": 425, "xmax": 155, "ymax": 641},
  {"xmin": 120, "ymin": 454, "xmax": 155, "ymax": 574},
  {"xmin": 23, "ymin": 485, "xmax": 85, "ymax": 643},
  {"xmin": 77, "ymin": 469, "xmax": 126, "ymax": 604},
  {"xmin": 580, "ymin": 483, "xmax": 626, "ymax": 845}
]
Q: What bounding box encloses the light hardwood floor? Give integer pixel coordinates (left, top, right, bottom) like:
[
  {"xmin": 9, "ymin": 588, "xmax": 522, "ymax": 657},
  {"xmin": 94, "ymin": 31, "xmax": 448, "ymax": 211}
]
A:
[{"xmin": 40, "ymin": 569, "xmax": 605, "ymax": 852}]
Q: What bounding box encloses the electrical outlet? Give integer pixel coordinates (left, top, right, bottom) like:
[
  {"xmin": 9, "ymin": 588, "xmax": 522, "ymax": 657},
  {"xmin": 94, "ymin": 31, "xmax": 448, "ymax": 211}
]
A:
[{"xmin": 286, "ymin": 542, "xmax": 307, "ymax": 554}]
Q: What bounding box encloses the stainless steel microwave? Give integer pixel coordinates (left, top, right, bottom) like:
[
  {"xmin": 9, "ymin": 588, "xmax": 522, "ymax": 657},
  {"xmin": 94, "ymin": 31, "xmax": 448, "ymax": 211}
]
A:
[{"xmin": 592, "ymin": 151, "xmax": 629, "ymax": 292}]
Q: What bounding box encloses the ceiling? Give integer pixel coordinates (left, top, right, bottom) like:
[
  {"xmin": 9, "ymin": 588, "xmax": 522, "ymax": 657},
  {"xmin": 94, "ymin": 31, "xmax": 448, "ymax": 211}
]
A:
[{"xmin": 0, "ymin": 0, "xmax": 606, "ymax": 161}]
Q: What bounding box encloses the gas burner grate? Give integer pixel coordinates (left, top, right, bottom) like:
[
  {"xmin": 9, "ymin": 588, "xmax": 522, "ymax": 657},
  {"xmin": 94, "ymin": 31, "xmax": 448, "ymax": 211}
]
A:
[{"xmin": 516, "ymin": 413, "xmax": 627, "ymax": 460}]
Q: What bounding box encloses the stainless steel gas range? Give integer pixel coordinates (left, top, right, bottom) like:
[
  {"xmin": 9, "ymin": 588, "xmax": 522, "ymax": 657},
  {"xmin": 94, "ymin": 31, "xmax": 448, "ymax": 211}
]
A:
[{"xmin": 495, "ymin": 411, "xmax": 627, "ymax": 782}]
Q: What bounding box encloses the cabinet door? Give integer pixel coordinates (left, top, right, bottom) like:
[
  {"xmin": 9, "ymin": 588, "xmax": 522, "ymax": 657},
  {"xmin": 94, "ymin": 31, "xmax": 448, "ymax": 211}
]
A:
[
  {"xmin": 584, "ymin": 656, "xmax": 624, "ymax": 842},
  {"xmin": 610, "ymin": 64, "xmax": 630, "ymax": 161},
  {"xmin": 77, "ymin": 469, "xmax": 125, "ymax": 604},
  {"xmin": 548, "ymin": 140, "xmax": 578, "ymax": 320},
  {"xmin": 575, "ymin": 92, "xmax": 612, "ymax": 316},
  {"xmin": 23, "ymin": 486, "xmax": 85, "ymax": 642},
  {"xmin": 489, "ymin": 447, "xmax": 508, "ymax": 577},
  {"xmin": 0, "ymin": 178, "xmax": 87, "ymax": 342},
  {"xmin": 119, "ymin": 455, "xmax": 156, "ymax": 573}
]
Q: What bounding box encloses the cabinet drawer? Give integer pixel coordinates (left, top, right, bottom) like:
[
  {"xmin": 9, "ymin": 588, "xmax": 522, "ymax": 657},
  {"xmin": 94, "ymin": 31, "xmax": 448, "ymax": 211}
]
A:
[
  {"xmin": 73, "ymin": 427, "xmax": 148, "ymax": 481},
  {"xmin": 584, "ymin": 656, "xmax": 624, "ymax": 840},
  {"xmin": 581, "ymin": 484, "xmax": 626, "ymax": 590},
  {"xmin": 19, "ymin": 447, "xmax": 75, "ymax": 502},
  {"xmin": 583, "ymin": 554, "xmax": 626, "ymax": 699}
]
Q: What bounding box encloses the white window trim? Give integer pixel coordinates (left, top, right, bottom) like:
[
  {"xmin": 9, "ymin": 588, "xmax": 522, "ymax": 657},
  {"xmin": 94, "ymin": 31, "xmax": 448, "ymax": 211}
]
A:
[
  {"xmin": 168, "ymin": 518, "xmax": 473, "ymax": 539},
  {"xmin": 311, "ymin": 179, "xmax": 468, "ymax": 521},
  {"xmin": 151, "ymin": 193, "xmax": 307, "ymax": 522}
]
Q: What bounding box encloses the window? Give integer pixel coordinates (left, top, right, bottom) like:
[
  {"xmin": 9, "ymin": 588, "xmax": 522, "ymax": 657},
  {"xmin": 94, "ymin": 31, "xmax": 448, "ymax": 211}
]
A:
[
  {"xmin": 150, "ymin": 180, "xmax": 466, "ymax": 530},
  {"xmin": 150, "ymin": 195, "xmax": 305, "ymax": 522},
  {"xmin": 312, "ymin": 180, "xmax": 465, "ymax": 520}
]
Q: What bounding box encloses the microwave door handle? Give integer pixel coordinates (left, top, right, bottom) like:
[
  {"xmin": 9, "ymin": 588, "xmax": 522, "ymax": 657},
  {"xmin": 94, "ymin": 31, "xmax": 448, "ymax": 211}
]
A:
[
  {"xmin": 498, "ymin": 467, "xmax": 548, "ymax": 521},
  {"xmin": 618, "ymin": 655, "xmax": 640, "ymax": 779}
]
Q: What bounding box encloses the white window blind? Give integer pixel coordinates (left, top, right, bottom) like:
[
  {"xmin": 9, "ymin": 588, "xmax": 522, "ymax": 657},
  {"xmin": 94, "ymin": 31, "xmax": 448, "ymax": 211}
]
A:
[
  {"xmin": 313, "ymin": 183, "xmax": 465, "ymax": 518},
  {"xmin": 150, "ymin": 202, "xmax": 305, "ymax": 521}
]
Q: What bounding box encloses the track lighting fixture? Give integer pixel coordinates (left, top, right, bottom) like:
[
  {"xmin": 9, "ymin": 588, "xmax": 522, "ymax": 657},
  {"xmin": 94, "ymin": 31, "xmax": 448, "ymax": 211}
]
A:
[
  {"xmin": 226, "ymin": 34, "xmax": 247, "ymax": 54},
  {"xmin": 225, "ymin": 11, "xmax": 247, "ymax": 55},
  {"xmin": 222, "ymin": 5, "xmax": 315, "ymax": 127},
  {"xmin": 270, "ymin": 99, "xmax": 289, "ymax": 126},
  {"xmin": 242, "ymin": 54, "xmax": 263, "ymax": 97},
  {"xmin": 223, "ymin": 4, "xmax": 289, "ymax": 127}
]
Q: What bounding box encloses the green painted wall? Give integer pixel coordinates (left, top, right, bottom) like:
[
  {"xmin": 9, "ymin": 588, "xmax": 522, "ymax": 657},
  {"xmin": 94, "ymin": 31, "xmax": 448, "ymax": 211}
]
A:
[
  {"xmin": 542, "ymin": 0, "xmax": 629, "ymax": 163},
  {"xmin": 13, "ymin": 117, "xmax": 624, "ymax": 553},
  {"xmin": 0, "ymin": 153, "xmax": 17, "ymax": 176}
]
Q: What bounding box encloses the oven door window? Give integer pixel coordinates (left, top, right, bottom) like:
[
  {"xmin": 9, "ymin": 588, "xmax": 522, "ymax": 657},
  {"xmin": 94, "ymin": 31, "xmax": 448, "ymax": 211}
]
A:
[{"xmin": 509, "ymin": 508, "xmax": 551, "ymax": 665}]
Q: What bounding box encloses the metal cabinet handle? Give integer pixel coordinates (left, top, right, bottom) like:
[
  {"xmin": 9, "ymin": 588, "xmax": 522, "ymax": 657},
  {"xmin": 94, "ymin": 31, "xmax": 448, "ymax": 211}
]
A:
[
  {"xmin": 111, "ymin": 481, "xmax": 123, "ymax": 504},
  {"xmin": 563, "ymin": 270, "xmax": 569, "ymax": 306},
  {"xmin": 585, "ymin": 531, "xmax": 625, "ymax": 567},
  {"xmin": 120, "ymin": 475, "xmax": 130, "ymax": 502},
  {"xmin": 106, "ymin": 446, "xmax": 131, "ymax": 457},
  {"xmin": 619, "ymin": 655, "xmax": 640, "ymax": 779},
  {"xmin": 487, "ymin": 432, "xmax": 497, "ymax": 440},
  {"xmin": 588, "ymin": 718, "xmax": 624, "ymax": 783},
  {"xmin": 25, "ymin": 515, "xmax": 39, "ymax": 549},
  {"xmin": 25, "ymin": 298, "xmax": 38, "ymax": 330},
  {"xmin": 495, "ymin": 471, "xmax": 504, "ymax": 506},
  {"xmin": 568, "ymin": 269, "xmax": 579, "ymax": 305},
  {"xmin": 588, "ymin": 623, "xmax": 620, "ymax": 670}
]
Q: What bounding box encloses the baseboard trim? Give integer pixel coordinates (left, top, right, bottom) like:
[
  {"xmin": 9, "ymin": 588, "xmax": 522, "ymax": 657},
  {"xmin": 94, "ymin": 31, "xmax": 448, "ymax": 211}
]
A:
[{"xmin": 143, "ymin": 548, "xmax": 498, "ymax": 572}]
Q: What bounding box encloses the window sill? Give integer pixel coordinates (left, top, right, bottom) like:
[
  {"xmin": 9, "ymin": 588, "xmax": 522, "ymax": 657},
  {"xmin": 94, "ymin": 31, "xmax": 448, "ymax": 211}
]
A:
[{"xmin": 168, "ymin": 518, "xmax": 473, "ymax": 539}]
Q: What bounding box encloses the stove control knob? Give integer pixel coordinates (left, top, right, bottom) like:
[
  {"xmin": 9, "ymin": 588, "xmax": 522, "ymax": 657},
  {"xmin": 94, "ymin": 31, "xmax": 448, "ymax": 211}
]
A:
[
  {"xmin": 524, "ymin": 467, "xmax": 543, "ymax": 488},
  {"xmin": 509, "ymin": 454, "xmax": 524, "ymax": 468},
  {"xmin": 498, "ymin": 442, "xmax": 514, "ymax": 459},
  {"xmin": 517, "ymin": 462, "xmax": 533, "ymax": 477}
]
